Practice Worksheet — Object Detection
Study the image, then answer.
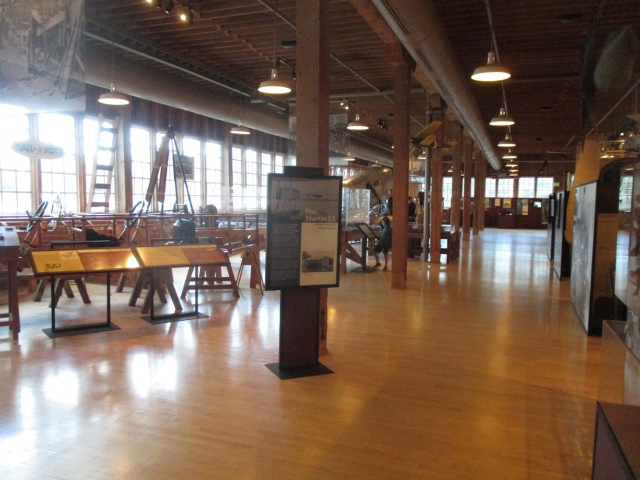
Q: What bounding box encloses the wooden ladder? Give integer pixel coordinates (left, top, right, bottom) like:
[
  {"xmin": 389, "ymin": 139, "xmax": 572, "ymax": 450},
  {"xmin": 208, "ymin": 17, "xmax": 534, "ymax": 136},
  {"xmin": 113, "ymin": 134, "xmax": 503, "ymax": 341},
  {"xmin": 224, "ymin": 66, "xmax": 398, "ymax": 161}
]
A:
[{"xmin": 87, "ymin": 115, "xmax": 120, "ymax": 213}]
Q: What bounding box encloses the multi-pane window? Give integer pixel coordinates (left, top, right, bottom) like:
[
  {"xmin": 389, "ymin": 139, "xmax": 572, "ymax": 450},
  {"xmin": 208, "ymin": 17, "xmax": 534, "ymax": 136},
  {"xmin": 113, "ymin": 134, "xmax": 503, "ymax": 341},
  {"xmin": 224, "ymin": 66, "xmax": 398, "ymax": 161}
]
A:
[
  {"xmin": 130, "ymin": 126, "xmax": 153, "ymax": 207},
  {"xmin": 517, "ymin": 177, "xmax": 536, "ymax": 198},
  {"xmin": 181, "ymin": 137, "xmax": 202, "ymax": 210},
  {"xmin": 0, "ymin": 105, "xmax": 31, "ymax": 214},
  {"xmin": 245, "ymin": 149, "xmax": 259, "ymax": 210},
  {"xmin": 463, "ymin": 177, "xmax": 475, "ymax": 198},
  {"xmin": 261, "ymin": 152, "xmax": 273, "ymax": 209},
  {"xmin": 232, "ymin": 146, "xmax": 243, "ymax": 210},
  {"xmin": 497, "ymin": 178, "xmax": 514, "ymax": 198},
  {"xmin": 275, "ymin": 154, "xmax": 284, "ymax": 173},
  {"xmin": 536, "ymin": 177, "xmax": 554, "ymax": 198},
  {"xmin": 442, "ymin": 177, "xmax": 452, "ymax": 208},
  {"xmin": 485, "ymin": 178, "xmax": 496, "ymax": 198},
  {"xmin": 39, "ymin": 113, "xmax": 78, "ymax": 212},
  {"xmin": 205, "ymin": 141, "xmax": 223, "ymax": 209}
]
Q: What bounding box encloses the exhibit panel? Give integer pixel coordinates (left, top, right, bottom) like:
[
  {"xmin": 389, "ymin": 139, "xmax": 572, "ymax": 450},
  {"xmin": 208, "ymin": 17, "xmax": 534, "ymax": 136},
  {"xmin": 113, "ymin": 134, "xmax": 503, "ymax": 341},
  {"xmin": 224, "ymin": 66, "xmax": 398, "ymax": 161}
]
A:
[{"xmin": 571, "ymin": 182, "xmax": 597, "ymax": 333}]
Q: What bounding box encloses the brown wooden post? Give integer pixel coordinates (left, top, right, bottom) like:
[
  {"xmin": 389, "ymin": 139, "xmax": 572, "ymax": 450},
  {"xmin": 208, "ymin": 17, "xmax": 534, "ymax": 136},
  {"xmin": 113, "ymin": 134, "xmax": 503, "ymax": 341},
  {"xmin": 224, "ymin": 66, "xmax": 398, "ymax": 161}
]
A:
[
  {"xmin": 275, "ymin": 0, "xmax": 330, "ymax": 364},
  {"xmin": 477, "ymin": 154, "xmax": 487, "ymax": 231},
  {"xmin": 462, "ymin": 136, "xmax": 473, "ymax": 241},
  {"xmin": 390, "ymin": 45, "xmax": 412, "ymax": 288},
  {"xmin": 429, "ymin": 125, "xmax": 443, "ymax": 263},
  {"xmin": 450, "ymin": 122, "xmax": 462, "ymax": 232}
]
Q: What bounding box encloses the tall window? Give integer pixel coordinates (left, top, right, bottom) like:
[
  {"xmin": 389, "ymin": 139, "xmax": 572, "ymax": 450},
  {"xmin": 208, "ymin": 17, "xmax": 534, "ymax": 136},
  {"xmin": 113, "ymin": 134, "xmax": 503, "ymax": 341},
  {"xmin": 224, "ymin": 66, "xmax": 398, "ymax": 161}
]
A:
[
  {"xmin": 442, "ymin": 177, "xmax": 453, "ymax": 208},
  {"xmin": 181, "ymin": 137, "xmax": 202, "ymax": 209},
  {"xmin": 536, "ymin": 177, "xmax": 554, "ymax": 198},
  {"xmin": 497, "ymin": 178, "xmax": 514, "ymax": 198},
  {"xmin": 245, "ymin": 149, "xmax": 259, "ymax": 210},
  {"xmin": 205, "ymin": 141, "xmax": 223, "ymax": 209},
  {"xmin": 275, "ymin": 154, "xmax": 284, "ymax": 173},
  {"xmin": 0, "ymin": 105, "xmax": 31, "ymax": 214},
  {"xmin": 39, "ymin": 113, "xmax": 78, "ymax": 212},
  {"xmin": 231, "ymin": 146, "xmax": 243, "ymax": 210},
  {"xmin": 620, "ymin": 174, "xmax": 633, "ymax": 212},
  {"xmin": 517, "ymin": 177, "xmax": 536, "ymax": 198},
  {"xmin": 130, "ymin": 126, "xmax": 153, "ymax": 207},
  {"xmin": 485, "ymin": 178, "xmax": 496, "ymax": 198},
  {"xmin": 261, "ymin": 152, "xmax": 273, "ymax": 209}
]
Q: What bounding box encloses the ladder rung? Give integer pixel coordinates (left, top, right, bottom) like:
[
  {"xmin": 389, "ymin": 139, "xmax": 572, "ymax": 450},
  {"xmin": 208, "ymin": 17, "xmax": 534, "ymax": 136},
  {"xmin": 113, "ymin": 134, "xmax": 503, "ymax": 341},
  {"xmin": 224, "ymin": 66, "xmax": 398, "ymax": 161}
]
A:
[
  {"xmin": 93, "ymin": 183, "xmax": 111, "ymax": 189},
  {"xmin": 98, "ymin": 146, "xmax": 116, "ymax": 152},
  {"xmin": 96, "ymin": 165, "xmax": 114, "ymax": 171},
  {"xmin": 90, "ymin": 202, "xmax": 110, "ymax": 208},
  {"xmin": 101, "ymin": 127, "xmax": 118, "ymax": 134}
]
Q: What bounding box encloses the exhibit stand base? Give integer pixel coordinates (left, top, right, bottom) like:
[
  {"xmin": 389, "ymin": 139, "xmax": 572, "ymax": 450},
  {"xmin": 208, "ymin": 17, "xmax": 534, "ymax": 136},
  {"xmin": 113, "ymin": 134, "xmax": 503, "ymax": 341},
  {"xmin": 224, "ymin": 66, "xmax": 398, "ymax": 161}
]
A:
[
  {"xmin": 142, "ymin": 312, "xmax": 208, "ymax": 325},
  {"xmin": 265, "ymin": 362, "xmax": 333, "ymax": 380},
  {"xmin": 43, "ymin": 323, "xmax": 120, "ymax": 338}
]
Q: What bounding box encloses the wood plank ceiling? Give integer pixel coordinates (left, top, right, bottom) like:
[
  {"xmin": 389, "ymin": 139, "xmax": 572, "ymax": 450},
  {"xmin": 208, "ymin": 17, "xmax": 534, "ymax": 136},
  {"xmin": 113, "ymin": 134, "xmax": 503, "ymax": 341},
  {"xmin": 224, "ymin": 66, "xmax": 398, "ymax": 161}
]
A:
[{"xmin": 85, "ymin": 0, "xmax": 640, "ymax": 174}]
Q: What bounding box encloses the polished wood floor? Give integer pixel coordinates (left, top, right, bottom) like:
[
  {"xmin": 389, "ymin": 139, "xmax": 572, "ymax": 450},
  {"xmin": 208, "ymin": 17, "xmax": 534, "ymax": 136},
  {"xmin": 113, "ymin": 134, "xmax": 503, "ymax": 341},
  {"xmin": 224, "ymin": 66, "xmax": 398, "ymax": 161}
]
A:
[{"xmin": 0, "ymin": 229, "xmax": 600, "ymax": 479}]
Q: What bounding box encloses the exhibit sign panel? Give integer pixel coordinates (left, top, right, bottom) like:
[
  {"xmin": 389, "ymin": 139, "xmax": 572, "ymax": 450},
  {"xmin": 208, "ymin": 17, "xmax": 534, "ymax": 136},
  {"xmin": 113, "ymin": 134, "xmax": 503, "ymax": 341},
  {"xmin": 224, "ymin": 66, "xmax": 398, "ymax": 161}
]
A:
[{"xmin": 266, "ymin": 173, "xmax": 342, "ymax": 290}]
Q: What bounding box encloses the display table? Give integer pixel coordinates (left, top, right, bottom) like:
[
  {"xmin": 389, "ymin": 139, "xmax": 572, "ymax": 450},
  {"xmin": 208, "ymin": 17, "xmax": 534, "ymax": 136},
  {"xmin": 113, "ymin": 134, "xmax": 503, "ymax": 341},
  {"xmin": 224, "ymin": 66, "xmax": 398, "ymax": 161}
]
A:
[
  {"xmin": 0, "ymin": 246, "xmax": 20, "ymax": 340},
  {"xmin": 593, "ymin": 402, "xmax": 640, "ymax": 479}
]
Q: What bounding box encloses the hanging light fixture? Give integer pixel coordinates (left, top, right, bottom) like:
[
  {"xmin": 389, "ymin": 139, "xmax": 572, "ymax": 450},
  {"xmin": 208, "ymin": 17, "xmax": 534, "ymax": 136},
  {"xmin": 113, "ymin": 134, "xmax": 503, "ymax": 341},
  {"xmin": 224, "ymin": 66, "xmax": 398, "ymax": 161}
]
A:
[
  {"xmin": 347, "ymin": 84, "xmax": 369, "ymax": 131},
  {"xmin": 258, "ymin": 1, "xmax": 291, "ymax": 95},
  {"xmin": 471, "ymin": 1, "xmax": 511, "ymax": 82},
  {"xmin": 344, "ymin": 133, "xmax": 356, "ymax": 161},
  {"xmin": 498, "ymin": 132, "xmax": 516, "ymax": 148},
  {"xmin": 230, "ymin": 121, "xmax": 250, "ymax": 135},
  {"xmin": 502, "ymin": 149, "xmax": 517, "ymax": 159},
  {"xmin": 99, "ymin": 42, "xmax": 130, "ymax": 106},
  {"xmin": 347, "ymin": 113, "xmax": 368, "ymax": 131},
  {"xmin": 490, "ymin": 107, "xmax": 515, "ymax": 126}
]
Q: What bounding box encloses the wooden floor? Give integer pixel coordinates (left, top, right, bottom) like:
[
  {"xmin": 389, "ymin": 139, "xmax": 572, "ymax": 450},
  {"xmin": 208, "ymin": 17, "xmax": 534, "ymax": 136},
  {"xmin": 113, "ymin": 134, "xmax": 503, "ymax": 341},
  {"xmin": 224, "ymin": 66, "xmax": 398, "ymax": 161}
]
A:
[{"xmin": 0, "ymin": 229, "xmax": 601, "ymax": 479}]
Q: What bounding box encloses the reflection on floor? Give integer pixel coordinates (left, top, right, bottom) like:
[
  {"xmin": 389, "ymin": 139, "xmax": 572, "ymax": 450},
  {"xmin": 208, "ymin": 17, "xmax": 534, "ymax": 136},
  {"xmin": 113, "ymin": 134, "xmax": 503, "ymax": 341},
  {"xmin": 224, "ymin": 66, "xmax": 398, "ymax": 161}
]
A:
[{"xmin": 0, "ymin": 229, "xmax": 600, "ymax": 479}]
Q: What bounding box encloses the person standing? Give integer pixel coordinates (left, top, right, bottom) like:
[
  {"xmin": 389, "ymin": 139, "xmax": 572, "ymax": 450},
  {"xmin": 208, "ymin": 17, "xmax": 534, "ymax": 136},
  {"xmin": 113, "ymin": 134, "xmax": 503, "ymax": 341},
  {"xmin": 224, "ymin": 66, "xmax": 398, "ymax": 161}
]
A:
[
  {"xmin": 373, "ymin": 215, "xmax": 392, "ymax": 271},
  {"xmin": 408, "ymin": 195, "xmax": 417, "ymax": 222}
]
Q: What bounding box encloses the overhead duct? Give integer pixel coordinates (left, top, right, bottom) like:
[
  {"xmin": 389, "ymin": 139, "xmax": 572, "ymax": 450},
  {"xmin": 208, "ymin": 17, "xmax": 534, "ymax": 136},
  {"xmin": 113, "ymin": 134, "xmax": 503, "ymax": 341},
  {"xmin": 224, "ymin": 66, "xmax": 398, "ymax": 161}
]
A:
[{"xmin": 370, "ymin": 0, "xmax": 502, "ymax": 171}]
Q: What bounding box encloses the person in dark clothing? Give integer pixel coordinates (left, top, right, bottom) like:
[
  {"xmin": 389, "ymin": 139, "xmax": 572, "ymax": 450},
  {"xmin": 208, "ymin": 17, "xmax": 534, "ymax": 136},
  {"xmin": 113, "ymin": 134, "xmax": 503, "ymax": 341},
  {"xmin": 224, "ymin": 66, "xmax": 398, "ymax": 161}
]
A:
[
  {"xmin": 408, "ymin": 196, "xmax": 417, "ymax": 222},
  {"xmin": 373, "ymin": 215, "xmax": 392, "ymax": 271}
]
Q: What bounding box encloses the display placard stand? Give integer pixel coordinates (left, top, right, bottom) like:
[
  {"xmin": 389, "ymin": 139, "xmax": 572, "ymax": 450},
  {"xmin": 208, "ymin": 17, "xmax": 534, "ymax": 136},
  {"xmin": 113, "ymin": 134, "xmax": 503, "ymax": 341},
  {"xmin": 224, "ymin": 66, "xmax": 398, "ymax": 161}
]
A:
[
  {"xmin": 264, "ymin": 169, "xmax": 341, "ymax": 379},
  {"xmin": 143, "ymin": 265, "xmax": 207, "ymax": 325},
  {"xmin": 42, "ymin": 271, "xmax": 120, "ymax": 338},
  {"xmin": 30, "ymin": 248, "xmax": 137, "ymax": 338},
  {"xmin": 265, "ymin": 287, "xmax": 333, "ymax": 379}
]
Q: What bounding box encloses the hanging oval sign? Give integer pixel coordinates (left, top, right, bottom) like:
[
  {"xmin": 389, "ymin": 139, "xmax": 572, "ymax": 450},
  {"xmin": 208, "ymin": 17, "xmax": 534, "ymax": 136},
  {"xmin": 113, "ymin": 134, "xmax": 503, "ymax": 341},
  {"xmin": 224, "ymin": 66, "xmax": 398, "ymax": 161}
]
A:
[{"xmin": 11, "ymin": 139, "xmax": 65, "ymax": 159}]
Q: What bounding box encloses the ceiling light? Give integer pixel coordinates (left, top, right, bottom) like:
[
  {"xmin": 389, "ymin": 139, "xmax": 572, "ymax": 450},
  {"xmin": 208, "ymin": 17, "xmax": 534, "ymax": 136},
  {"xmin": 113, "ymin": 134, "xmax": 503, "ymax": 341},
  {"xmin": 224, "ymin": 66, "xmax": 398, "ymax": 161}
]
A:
[
  {"xmin": 505, "ymin": 162, "xmax": 518, "ymax": 167},
  {"xmin": 230, "ymin": 121, "xmax": 250, "ymax": 135},
  {"xmin": 258, "ymin": 1, "xmax": 291, "ymax": 95},
  {"xmin": 98, "ymin": 42, "xmax": 130, "ymax": 106},
  {"xmin": 472, "ymin": 52, "xmax": 511, "ymax": 82},
  {"xmin": 258, "ymin": 68, "xmax": 291, "ymax": 94},
  {"xmin": 490, "ymin": 107, "xmax": 515, "ymax": 126},
  {"xmin": 498, "ymin": 133, "xmax": 516, "ymax": 148},
  {"xmin": 502, "ymin": 149, "xmax": 517, "ymax": 159},
  {"xmin": 343, "ymin": 153, "xmax": 356, "ymax": 162},
  {"xmin": 347, "ymin": 113, "xmax": 368, "ymax": 131}
]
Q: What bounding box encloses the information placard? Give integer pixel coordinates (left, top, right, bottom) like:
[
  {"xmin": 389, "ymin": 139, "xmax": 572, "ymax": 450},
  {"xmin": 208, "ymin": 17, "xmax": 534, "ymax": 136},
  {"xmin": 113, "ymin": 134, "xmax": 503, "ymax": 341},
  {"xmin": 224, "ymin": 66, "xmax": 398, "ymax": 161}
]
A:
[{"xmin": 265, "ymin": 173, "xmax": 342, "ymax": 290}]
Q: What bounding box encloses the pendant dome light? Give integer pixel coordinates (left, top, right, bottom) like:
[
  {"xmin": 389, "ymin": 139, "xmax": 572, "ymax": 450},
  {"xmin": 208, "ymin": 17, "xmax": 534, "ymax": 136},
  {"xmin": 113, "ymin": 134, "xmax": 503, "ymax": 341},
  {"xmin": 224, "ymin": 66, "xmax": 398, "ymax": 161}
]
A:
[
  {"xmin": 343, "ymin": 133, "xmax": 356, "ymax": 161},
  {"xmin": 258, "ymin": 1, "xmax": 291, "ymax": 95},
  {"xmin": 502, "ymin": 149, "xmax": 517, "ymax": 159},
  {"xmin": 230, "ymin": 121, "xmax": 250, "ymax": 135},
  {"xmin": 99, "ymin": 42, "xmax": 130, "ymax": 106},
  {"xmin": 490, "ymin": 107, "xmax": 515, "ymax": 126},
  {"xmin": 498, "ymin": 132, "xmax": 516, "ymax": 148},
  {"xmin": 471, "ymin": 0, "xmax": 511, "ymax": 82},
  {"xmin": 347, "ymin": 83, "xmax": 368, "ymax": 131}
]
